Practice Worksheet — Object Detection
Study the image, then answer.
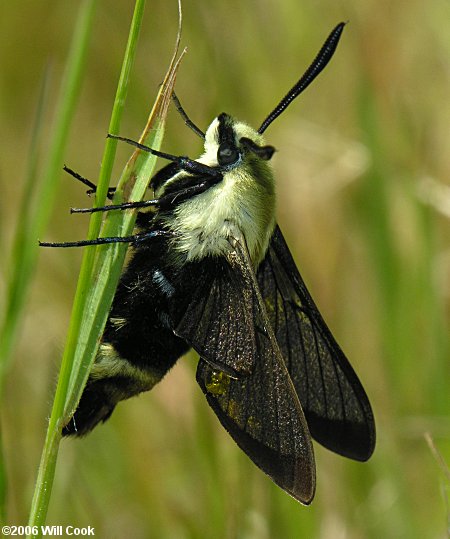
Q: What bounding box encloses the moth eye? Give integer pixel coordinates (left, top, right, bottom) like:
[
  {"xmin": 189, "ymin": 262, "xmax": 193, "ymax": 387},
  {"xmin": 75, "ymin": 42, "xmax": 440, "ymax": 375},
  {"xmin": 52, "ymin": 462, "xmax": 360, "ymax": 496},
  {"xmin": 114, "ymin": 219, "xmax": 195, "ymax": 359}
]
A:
[{"xmin": 217, "ymin": 142, "xmax": 240, "ymax": 166}]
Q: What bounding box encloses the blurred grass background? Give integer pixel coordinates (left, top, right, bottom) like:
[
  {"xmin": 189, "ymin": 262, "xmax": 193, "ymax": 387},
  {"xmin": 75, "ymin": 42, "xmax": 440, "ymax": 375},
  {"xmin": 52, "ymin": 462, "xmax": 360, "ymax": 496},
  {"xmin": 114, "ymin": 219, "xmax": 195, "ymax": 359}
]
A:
[{"xmin": 1, "ymin": 0, "xmax": 449, "ymax": 538}]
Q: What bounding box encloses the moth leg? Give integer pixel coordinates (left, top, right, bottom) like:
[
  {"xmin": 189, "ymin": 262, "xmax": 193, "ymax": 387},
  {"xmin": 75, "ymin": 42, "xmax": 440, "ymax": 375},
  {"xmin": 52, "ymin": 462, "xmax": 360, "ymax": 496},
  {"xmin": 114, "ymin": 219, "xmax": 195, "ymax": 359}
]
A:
[
  {"xmin": 63, "ymin": 165, "xmax": 115, "ymax": 199},
  {"xmin": 39, "ymin": 228, "xmax": 175, "ymax": 248},
  {"xmin": 70, "ymin": 198, "xmax": 159, "ymax": 214},
  {"xmin": 107, "ymin": 134, "xmax": 222, "ymax": 179}
]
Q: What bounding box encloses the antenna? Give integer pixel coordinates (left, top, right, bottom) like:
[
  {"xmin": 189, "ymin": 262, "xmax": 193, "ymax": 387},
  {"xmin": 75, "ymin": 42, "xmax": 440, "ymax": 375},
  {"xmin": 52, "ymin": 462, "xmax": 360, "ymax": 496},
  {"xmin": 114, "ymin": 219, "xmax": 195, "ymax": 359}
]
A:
[{"xmin": 258, "ymin": 22, "xmax": 346, "ymax": 134}]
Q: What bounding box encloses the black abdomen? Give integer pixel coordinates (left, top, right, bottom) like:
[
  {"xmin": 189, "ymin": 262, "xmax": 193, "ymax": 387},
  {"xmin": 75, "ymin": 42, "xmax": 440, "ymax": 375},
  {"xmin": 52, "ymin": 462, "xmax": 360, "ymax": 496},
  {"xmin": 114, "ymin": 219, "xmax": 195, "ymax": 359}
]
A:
[{"xmin": 63, "ymin": 233, "xmax": 190, "ymax": 436}]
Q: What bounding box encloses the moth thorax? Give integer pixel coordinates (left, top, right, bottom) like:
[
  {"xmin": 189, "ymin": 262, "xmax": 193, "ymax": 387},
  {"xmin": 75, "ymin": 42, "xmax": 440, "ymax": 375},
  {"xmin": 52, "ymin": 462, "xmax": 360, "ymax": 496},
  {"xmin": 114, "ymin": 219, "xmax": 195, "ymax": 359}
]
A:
[
  {"xmin": 163, "ymin": 115, "xmax": 277, "ymax": 265},
  {"xmin": 168, "ymin": 162, "xmax": 276, "ymax": 265}
]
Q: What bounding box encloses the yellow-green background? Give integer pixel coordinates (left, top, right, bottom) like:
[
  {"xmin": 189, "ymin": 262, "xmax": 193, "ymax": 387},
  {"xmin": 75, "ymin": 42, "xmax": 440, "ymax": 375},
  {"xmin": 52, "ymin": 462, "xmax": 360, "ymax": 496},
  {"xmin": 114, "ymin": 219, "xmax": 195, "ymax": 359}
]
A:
[{"xmin": 1, "ymin": 1, "xmax": 449, "ymax": 537}]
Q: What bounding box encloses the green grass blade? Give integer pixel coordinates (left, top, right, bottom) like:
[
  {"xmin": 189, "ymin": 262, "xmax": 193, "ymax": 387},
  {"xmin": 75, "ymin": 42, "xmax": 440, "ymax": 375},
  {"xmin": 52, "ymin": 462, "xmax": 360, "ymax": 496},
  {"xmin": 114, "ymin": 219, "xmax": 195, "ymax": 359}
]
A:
[
  {"xmin": 51, "ymin": 0, "xmax": 150, "ymax": 436},
  {"xmin": 27, "ymin": 1, "xmax": 184, "ymax": 534},
  {"xmin": 63, "ymin": 0, "xmax": 183, "ymax": 417}
]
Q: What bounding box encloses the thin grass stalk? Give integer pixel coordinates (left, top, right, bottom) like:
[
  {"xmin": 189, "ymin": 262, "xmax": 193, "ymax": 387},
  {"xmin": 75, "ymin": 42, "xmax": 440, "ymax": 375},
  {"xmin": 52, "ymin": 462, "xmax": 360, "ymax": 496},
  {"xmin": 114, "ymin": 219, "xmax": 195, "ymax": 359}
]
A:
[
  {"xmin": 25, "ymin": 0, "xmax": 145, "ymax": 533},
  {"xmin": 27, "ymin": 1, "xmax": 184, "ymax": 534}
]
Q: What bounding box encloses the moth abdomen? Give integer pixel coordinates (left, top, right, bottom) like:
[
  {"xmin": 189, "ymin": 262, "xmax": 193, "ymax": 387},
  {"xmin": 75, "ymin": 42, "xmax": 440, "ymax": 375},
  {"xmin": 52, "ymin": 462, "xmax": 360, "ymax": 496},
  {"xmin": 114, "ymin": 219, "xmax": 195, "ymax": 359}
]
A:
[
  {"xmin": 63, "ymin": 237, "xmax": 191, "ymax": 437},
  {"xmin": 62, "ymin": 343, "xmax": 166, "ymax": 437},
  {"xmin": 62, "ymin": 376, "xmax": 141, "ymax": 436}
]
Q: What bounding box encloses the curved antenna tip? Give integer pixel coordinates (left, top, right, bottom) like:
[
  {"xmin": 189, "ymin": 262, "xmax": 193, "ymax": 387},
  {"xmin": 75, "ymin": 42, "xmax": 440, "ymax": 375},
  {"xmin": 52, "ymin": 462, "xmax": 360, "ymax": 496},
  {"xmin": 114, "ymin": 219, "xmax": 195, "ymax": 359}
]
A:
[{"xmin": 258, "ymin": 22, "xmax": 347, "ymax": 134}]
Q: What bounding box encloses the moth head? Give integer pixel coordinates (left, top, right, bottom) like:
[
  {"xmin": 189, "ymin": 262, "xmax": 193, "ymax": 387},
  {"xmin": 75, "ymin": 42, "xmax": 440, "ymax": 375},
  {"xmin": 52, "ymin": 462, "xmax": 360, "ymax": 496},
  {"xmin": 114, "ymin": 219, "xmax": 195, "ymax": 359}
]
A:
[
  {"xmin": 200, "ymin": 21, "xmax": 347, "ymax": 171},
  {"xmin": 203, "ymin": 113, "xmax": 275, "ymax": 170}
]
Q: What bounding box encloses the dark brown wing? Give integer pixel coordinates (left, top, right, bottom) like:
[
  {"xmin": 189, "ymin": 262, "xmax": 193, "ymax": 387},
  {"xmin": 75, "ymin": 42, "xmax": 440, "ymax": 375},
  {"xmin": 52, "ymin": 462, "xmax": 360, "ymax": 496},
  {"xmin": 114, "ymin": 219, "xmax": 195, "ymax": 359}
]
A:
[
  {"xmin": 257, "ymin": 226, "xmax": 375, "ymax": 461},
  {"xmin": 175, "ymin": 237, "xmax": 316, "ymax": 504},
  {"xmin": 173, "ymin": 253, "xmax": 259, "ymax": 377}
]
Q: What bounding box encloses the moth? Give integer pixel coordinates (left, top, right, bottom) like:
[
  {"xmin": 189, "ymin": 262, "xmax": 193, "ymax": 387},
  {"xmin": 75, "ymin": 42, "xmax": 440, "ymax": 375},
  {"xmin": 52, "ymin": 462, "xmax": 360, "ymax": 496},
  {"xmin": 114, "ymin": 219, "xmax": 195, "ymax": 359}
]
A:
[{"xmin": 42, "ymin": 22, "xmax": 375, "ymax": 504}]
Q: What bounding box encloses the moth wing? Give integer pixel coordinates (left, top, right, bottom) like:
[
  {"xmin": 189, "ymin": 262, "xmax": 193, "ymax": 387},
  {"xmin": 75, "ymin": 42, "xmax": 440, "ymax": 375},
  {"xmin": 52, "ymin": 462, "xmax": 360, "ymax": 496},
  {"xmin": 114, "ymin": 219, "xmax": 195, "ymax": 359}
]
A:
[
  {"xmin": 173, "ymin": 253, "xmax": 259, "ymax": 377},
  {"xmin": 195, "ymin": 239, "xmax": 316, "ymax": 504},
  {"xmin": 257, "ymin": 225, "xmax": 375, "ymax": 461}
]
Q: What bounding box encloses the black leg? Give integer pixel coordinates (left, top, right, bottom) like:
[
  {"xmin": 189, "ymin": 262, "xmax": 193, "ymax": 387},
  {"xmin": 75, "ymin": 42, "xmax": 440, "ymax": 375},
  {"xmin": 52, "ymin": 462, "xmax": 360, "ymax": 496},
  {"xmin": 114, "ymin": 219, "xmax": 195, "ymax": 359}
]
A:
[
  {"xmin": 107, "ymin": 134, "xmax": 222, "ymax": 178},
  {"xmin": 39, "ymin": 229, "xmax": 175, "ymax": 248},
  {"xmin": 64, "ymin": 165, "xmax": 116, "ymax": 200},
  {"xmin": 70, "ymin": 198, "xmax": 160, "ymax": 214}
]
